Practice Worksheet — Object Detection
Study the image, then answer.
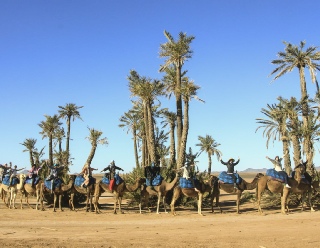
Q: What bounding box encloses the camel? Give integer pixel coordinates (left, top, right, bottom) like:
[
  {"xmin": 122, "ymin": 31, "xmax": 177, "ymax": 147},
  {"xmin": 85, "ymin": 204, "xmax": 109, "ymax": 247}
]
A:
[
  {"xmin": 139, "ymin": 173, "xmax": 179, "ymax": 214},
  {"xmin": 68, "ymin": 175, "xmax": 97, "ymax": 212},
  {"xmin": 285, "ymin": 164, "xmax": 319, "ymax": 212},
  {"xmin": 211, "ymin": 173, "xmax": 264, "ymax": 214},
  {"xmin": 256, "ymin": 173, "xmax": 290, "ymax": 215},
  {"xmin": 19, "ymin": 176, "xmax": 43, "ymax": 210},
  {"xmin": 170, "ymin": 176, "xmax": 215, "ymax": 216},
  {"xmin": 39, "ymin": 176, "xmax": 74, "ymax": 212},
  {"xmin": 93, "ymin": 177, "xmax": 145, "ymax": 214},
  {"xmin": 0, "ymin": 174, "xmax": 25, "ymax": 209}
]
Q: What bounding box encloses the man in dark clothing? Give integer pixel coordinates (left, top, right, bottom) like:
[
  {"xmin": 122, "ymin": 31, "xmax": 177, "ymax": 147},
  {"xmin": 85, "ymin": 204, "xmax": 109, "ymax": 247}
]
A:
[
  {"xmin": 220, "ymin": 157, "xmax": 240, "ymax": 189},
  {"xmin": 101, "ymin": 160, "xmax": 124, "ymax": 191}
]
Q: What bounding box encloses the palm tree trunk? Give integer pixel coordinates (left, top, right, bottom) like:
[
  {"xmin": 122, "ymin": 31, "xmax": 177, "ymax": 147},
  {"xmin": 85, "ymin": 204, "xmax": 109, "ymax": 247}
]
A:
[
  {"xmin": 177, "ymin": 100, "xmax": 189, "ymax": 169},
  {"xmin": 85, "ymin": 144, "xmax": 97, "ymax": 167},
  {"xmin": 176, "ymin": 63, "xmax": 183, "ymax": 159},
  {"xmin": 207, "ymin": 152, "xmax": 212, "ymax": 174},
  {"xmin": 133, "ymin": 128, "xmax": 139, "ymax": 168},
  {"xmin": 146, "ymin": 102, "xmax": 157, "ymax": 164},
  {"xmin": 66, "ymin": 117, "xmax": 71, "ymax": 163},
  {"xmin": 29, "ymin": 151, "xmax": 34, "ymax": 167},
  {"xmin": 49, "ymin": 134, "xmax": 53, "ymax": 166},
  {"xmin": 169, "ymin": 123, "xmax": 176, "ymax": 168},
  {"xmin": 282, "ymin": 139, "xmax": 291, "ymax": 175}
]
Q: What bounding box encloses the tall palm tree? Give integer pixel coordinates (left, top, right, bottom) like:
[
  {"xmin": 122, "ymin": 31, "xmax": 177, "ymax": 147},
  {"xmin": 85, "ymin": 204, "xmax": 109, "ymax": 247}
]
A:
[
  {"xmin": 277, "ymin": 96, "xmax": 303, "ymax": 167},
  {"xmin": 84, "ymin": 127, "xmax": 108, "ymax": 167},
  {"xmin": 196, "ymin": 135, "xmax": 222, "ymax": 174},
  {"xmin": 20, "ymin": 138, "xmax": 37, "ymax": 167},
  {"xmin": 256, "ymin": 102, "xmax": 292, "ymax": 174},
  {"xmin": 39, "ymin": 115, "xmax": 62, "ymax": 166},
  {"xmin": 161, "ymin": 110, "xmax": 177, "ymax": 168},
  {"xmin": 128, "ymin": 70, "xmax": 165, "ymax": 165},
  {"xmin": 176, "ymin": 78, "xmax": 203, "ymax": 169},
  {"xmin": 119, "ymin": 108, "xmax": 141, "ymax": 168},
  {"xmin": 270, "ymin": 41, "xmax": 320, "ymax": 169},
  {"xmin": 159, "ymin": 31, "xmax": 195, "ymax": 158},
  {"xmin": 58, "ymin": 103, "xmax": 83, "ymax": 163}
]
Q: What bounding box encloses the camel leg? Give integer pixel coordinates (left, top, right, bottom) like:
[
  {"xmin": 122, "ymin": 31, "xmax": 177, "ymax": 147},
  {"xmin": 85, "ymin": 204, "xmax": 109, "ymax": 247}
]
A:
[
  {"xmin": 198, "ymin": 193, "xmax": 203, "ymax": 215},
  {"xmin": 162, "ymin": 196, "xmax": 168, "ymax": 213},
  {"xmin": 236, "ymin": 192, "xmax": 242, "ymax": 214},
  {"xmin": 59, "ymin": 194, "xmax": 63, "ymax": 211},
  {"xmin": 307, "ymin": 191, "xmax": 315, "ymax": 212},
  {"xmin": 156, "ymin": 193, "xmax": 161, "ymax": 214},
  {"xmin": 53, "ymin": 194, "xmax": 57, "ymax": 212},
  {"xmin": 281, "ymin": 188, "xmax": 289, "ymax": 215},
  {"xmin": 113, "ymin": 195, "xmax": 118, "ymax": 214},
  {"xmin": 170, "ymin": 187, "xmax": 181, "ymax": 216},
  {"xmin": 118, "ymin": 196, "xmax": 124, "ymax": 214},
  {"xmin": 256, "ymin": 184, "xmax": 266, "ymax": 214},
  {"xmin": 212, "ymin": 188, "xmax": 222, "ymax": 213}
]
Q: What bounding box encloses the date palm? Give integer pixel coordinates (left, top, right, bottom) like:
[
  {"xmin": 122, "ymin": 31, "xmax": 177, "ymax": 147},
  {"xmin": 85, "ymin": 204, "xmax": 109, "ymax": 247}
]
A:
[
  {"xmin": 196, "ymin": 135, "xmax": 222, "ymax": 174},
  {"xmin": 159, "ymin": 31, "xmax": 195, "ymax": 158},
  {"xmin": 58, "ymin": 103, "xmax": 83, "ymax": 163},
  {"xmin": 270, "ymin": 41, "xmax": 320, "ymax": 169},
  {"xmin": 161, "ymin": 110, "xmax": 177, "ymax": 168},
  {"xmin": 39, "ymin": 115, "xmax": 62, "ymax": 166},
  {"xmin": 128, "ymin": 70, "xmax": 165, "ymax": 165},
  {"xmin": 176, "ymin": 78, "xmax": 203, "ymax": 169},
  {"xmin": 20, "ymin": 138, "xmax": 37, "ymax": 167},
  {"xmin": 119, "ymin": 108, "xmax": 141, "ymax": 168},
  {"xmin": 85, "ymin": 127, "xmax": 108, "ymax": 167},
  {"xmin": 256, "ymin": 102, "xmax": 292, "ymax": 174}
]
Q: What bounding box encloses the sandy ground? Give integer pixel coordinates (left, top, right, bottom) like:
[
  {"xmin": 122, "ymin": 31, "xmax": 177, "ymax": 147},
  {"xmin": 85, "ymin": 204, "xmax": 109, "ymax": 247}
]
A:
[{"xmin": 1, "ymin": 179, "xmax": 320, "ymax": 248}]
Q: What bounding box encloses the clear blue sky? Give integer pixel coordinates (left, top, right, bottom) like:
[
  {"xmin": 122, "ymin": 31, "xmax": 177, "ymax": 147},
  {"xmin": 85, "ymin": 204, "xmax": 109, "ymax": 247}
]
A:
[{"xmin": 1, "ymin": 1, "xmax": 320, "ymax": 173}]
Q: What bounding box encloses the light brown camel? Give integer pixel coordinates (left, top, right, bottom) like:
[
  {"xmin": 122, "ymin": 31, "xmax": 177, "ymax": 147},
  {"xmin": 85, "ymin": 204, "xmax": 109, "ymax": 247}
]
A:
[
  {"xmin": 0, "ymin": 174, "xmax": 25, "ymax": 209},
  {"xmin": 39, "ymin": 177, "xmax": 74, "ymax": 212},
  {"xmin": 211, "ymin": 173, "xmax": 264, "ymax": 214},
  {"xmin": 68, "ymin": 175, "xmax": 96, "ymax": 212},
  {"xmin": 93, "ymin": 177, "xmax": 145, "ymax": 214},
  {"xmin": 256, "ymin": 174, "xmax": 290, "ymax": 215},
  {"xmin": 170, "ymin": 176, "xmax": 215, "ymax": 216},
  {"xmin": 139, "ymin": 173, "xmax": 179, "ymax": 214},
  {"xmin": 285, "ymin": 164, "xmax": 319, "ymax": 212},
  {"xmin": 19, "ymin": 177, "xmax": 43, "ymax": 210}
]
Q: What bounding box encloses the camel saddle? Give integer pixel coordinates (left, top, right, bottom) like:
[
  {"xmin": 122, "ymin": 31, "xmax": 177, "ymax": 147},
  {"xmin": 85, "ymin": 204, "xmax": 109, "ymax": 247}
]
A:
[
  {"xmin": 44, "ymin": 178, "xmax": 63, "ymax": 190},
  {"xmin": 218, "ymin": 171, "xmax": 241, "ymax": 184},
  {"xmin": 2, "ymin": 175, "xmax": 19, "ymax": 186},
  {"xmin": 266, "ymin": 169, "xmax": 286, "ymax": 183},
  {"xmin": 179, "ymin": 177, "xmax": 200, "ymax": 189},
  {"xmin": 75, "ymin": 175, "xmax": 96, "ymax": 187},
  {"xmin": 25, "ymin": 176, "xmax": 40, "ymax": 186},
  {"xmin": 146, "ymin": 174, "xmax": 163, "ymax": 187},
  {"xmin": 100, "ymin": 174, "xmax": 122, "ymax": 186}
]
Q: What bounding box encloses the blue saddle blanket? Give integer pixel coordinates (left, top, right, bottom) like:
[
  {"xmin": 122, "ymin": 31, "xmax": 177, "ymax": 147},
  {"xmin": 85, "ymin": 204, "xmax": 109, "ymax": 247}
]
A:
[
  {"xmin": 44, "ymin": 178, "xmax": 63, "ymax": 190},
  {"xmin": 74, "ymin": 175, "xmax": 96, "ymax": 187},
  {"xmin": 146, "ymin": 174, "xmax": 163, "ymax": 186},
  {"xmin": 179, "ymin": 177, "xmax": 200, "ymax": 189},
  {"xmin": 100, "ymin": 174, "xmax": 123, "ymax": 185},
  {"xmin": 25, "ymin": 176, "xmax": 40, "ymax": 185},
  {"xmin": 266, "ymin": 169, "xmax": 286, "ymax": 182},
  {"xmin": 2, "ymin": 175, "xmax": 19, "ymax": 186},
  {"xmin": 218, "ymin": 171, "xmax": 241, "ymax": 184}
]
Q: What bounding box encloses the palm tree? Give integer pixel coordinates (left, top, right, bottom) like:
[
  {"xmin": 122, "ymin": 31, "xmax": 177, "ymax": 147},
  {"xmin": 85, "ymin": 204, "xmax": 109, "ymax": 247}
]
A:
[
  {"xmin": 119, "ymin": 108, "xmax": 141, "ymax": 168},
  {"xmin": 196, "ymin": 135, "xmax": 222, "ymax": 174},
  {"xmin": 58, "ymin": 103, "xmax": 83, "ymax": 163},
  {"xmin": 128, "ymin": 70, "xmax": 165, "ymax": 165},
  {"xmin": 159, "ymin": 31, "xmax": 195, "ymax": 158},
  {"xmin": 20, "ymin": 138, "xmax": 37, "ymax": 167},
  {"xmin": 176, "ymin": 78, "xmax": 203, "ymax": 169},
  {"xmin": 256, "ymin": 102, "xmax": 292, "ymax": 174},
  {"xmin": 161, "ymin": 110, "xmax": 177, "ymax": 168},
  {"xmin": 39, "ymin": 115, "xmax": 62, "ymax": 166},
  {"xmin": 84, "ymin": 127, "xmax": 108, "ymax": 167},
  {"xmin": 270, "ymin": 41, "xmax": 320, "ymax": 169}
]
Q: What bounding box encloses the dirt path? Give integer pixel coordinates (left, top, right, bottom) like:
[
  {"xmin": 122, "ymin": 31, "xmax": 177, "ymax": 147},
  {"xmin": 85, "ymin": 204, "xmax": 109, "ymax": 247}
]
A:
[{"xmin": 1, "ymin": 192, "xmax": 319, "ymax": 248}]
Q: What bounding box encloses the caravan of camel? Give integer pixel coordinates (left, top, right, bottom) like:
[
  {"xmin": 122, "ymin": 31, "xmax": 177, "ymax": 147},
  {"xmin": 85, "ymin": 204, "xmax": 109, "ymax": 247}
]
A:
[{"xmin": 0, "ymin": 160, "xmax": 318, "ymax": 215}]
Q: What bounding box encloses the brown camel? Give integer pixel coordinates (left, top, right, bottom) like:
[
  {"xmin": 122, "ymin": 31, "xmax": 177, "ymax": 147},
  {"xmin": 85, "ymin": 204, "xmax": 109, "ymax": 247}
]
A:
[
  {"xmin": 285, "ymin": 165, "xmax": 319, "ymax": 212},
  {"xmin": 0, "ymin": 174, "xmax": 26, "ymax": 209},
  {"xmin": 19, "ymin": 177, "xmax": 43, "ymax": 210},
  {"xmin": 211, "ymin": 173, "xmax": 264, "ymax": 214},
  {"xmin": 256, "ymin": 173, "xmax": 290, "ymax": 215},
  {"xmin": 39, "ymin": 177, "xmax": 74, "ymax": 212},
  {"xmin": 93, "ymin": 177, "xmax": 145, "ymax": 214},
  {"xmin": 139, "ymin": 173, "xmax": 179, "ymax": 214},
  {"xmin": 68, "ymin": 175, "xmax": 97, "ymax": 212},
  {"xmin": 170, "ymin": 176, "xmax": 215, "ymax": 216}
]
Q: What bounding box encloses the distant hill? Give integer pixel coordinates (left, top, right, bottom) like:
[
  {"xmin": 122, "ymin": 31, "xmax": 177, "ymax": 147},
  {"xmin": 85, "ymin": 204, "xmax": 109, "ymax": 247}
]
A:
[{"xmin": 240, "ymin": 168, "xmax": 268, "ymax": 173}]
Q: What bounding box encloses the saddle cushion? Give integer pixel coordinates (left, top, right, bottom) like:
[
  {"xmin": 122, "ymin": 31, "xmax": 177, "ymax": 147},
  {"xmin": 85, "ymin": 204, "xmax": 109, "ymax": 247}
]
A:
[
  {"xmin": 266, "ymin": 169, "xmax": 286, "ymax": 183},
  {"xmin": 146, "ymin": 174, "xmax": 163, "ymax": 186},
  {"xmin": 101, "ymin": 175, "xmax": 122, "ymax": 186},
  {"xmin": 101, "ymin": 176, "xmax": 110, "ymax": 185},
  {"xmin": 2, "ymin": 175, "xmax": 20, "ymax": 186},
  {"xmin": 44, "ymin": 178, "xmax": 63, "ymax": 190},
  {"xmin": 74, "ymin": 175, "xmax": 96, "ymax": 187},
  {"xmin": 179, "ymin": 177, "xmax": 200, "ymax": 189},
  {"xmin": 25, "ymin": 176, "xmax": 40, "ymax": 185},
  {"xmin": 218, "ymin": 171, "xmax": 242, "ymax": 184},
  {"xmin": 114, "ymin": 174, "xmax": 123, "ymax": 185}
]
